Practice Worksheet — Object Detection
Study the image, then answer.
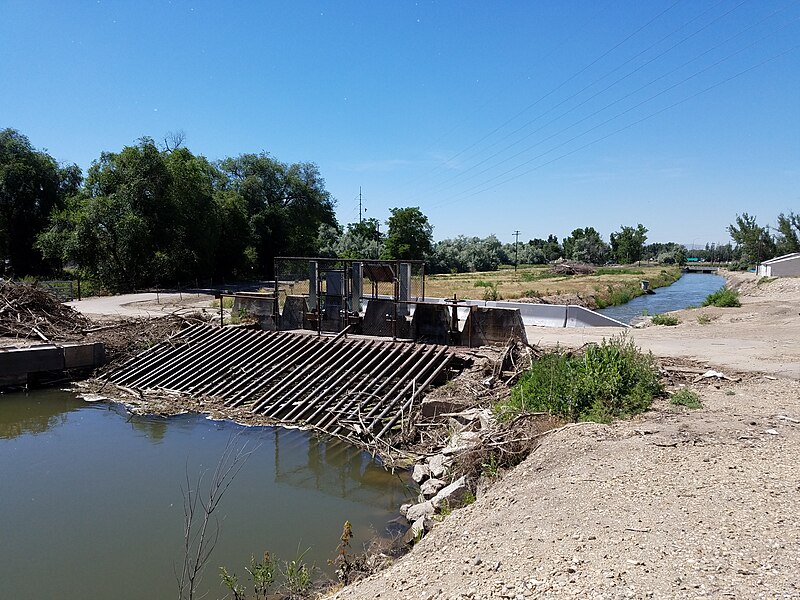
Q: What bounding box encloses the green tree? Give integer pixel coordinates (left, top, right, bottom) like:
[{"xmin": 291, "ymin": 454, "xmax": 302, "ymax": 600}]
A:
[
  {"xmin": 218, "ymin": 154, "xmax": 336, "ymax": 276},
  {"xmin": 38, "ymin": 138, "xmax": 255, "ymax": 290},
  {"xmin": 728, "ymin": 213, "xmax": 775, "ymax": 265},
  {"xmin": 610, "ymin": 224, "xmax": 648, "ymax": 264},
  {"xmin": 775, "ymin": 212, "xmax": 800, "ymax": 254},
  {"xmin": 562, "ymin": 227, "xmax": 609, "ymax": 264},
  {"xmin": 0, "ymin": 128, "xmax": 79, "ymax": 275},
  {"xmin": 382, "ymin": 207, "xmax": 433, "ymax": 261}
]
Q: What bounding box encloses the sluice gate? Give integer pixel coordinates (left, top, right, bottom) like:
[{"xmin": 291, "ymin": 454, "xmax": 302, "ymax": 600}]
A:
[{"xmin": 105, "ymin": 324, "xmax": 453, "ymax": 442}]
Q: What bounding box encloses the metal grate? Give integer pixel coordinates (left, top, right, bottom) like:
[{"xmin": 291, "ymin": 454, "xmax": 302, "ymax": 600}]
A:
[{"xmin": 105, "ymin": 325, "xmax": 452, "ymax": 443}]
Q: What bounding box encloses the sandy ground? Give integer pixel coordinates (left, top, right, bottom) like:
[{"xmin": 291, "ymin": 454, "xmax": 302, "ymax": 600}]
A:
[
  {"xmin": 331, "ymin": 273, "xmax": 800, "ymax": 600},
  {"xmin": 66, "ymin": 292, "xmax": 216, "ymax": 319},
  {"xmin": 527, "ymin": 272, "xmax": 800, "ymax": 380}
]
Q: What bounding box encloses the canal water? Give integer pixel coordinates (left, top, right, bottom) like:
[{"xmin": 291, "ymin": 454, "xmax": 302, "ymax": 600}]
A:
[
  {"xmin": 596, "ymin": 272, "xmax": 726, "ymax": 324},
  {"xmin": 0, "ymin": 389, "xmax": 412, "ymax": 600}
]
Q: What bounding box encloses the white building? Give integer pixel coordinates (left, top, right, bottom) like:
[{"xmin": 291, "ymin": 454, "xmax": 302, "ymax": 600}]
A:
[{"xmin": 757, "ymin": 252, "xmax": 800, "ymax": 277}]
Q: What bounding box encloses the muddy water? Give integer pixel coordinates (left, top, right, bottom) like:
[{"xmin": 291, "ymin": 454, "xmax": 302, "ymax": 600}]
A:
[
  {"xmin": 597, "ymin": 272, "xmax": 726, "ymax": 324},
  {"xmin": 0, "ymin": 389, "xmax": 411, "ymax": 600}
]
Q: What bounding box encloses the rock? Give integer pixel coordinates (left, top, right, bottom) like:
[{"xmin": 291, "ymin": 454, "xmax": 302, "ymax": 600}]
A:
[
  {"xmin": 428, "ymin": 454, "xmax": 448, "ymax": 479},
  {"xmin": 412, "ymin": 463, "xmax": 431, "ymax": 483},
  {"xmin": 406, "ymin": 500, "xmax": 435, "ymax": 522},
  {"xmin": 431, "ymin": 475, "xmax": 470, "ymax": 510},
  {"xmin": 386, "ymin": 515, "xmax": 410, "ymax": 537},
  {"xmin": 412, "ymin": 515, "xmax": 433, "ymax": 537},
  {"xmin": 443, "ymin": 431, "xmax": 481, "ymax": 454},
  {"xmin": 420, "ymin": 477, "xmax": 446, "ymax": 498}
]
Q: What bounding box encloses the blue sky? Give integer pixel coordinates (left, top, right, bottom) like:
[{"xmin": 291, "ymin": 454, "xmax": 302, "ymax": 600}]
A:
[{"xmin": 2, "ymin": 1, "xmax": 798, "ymax": 247}]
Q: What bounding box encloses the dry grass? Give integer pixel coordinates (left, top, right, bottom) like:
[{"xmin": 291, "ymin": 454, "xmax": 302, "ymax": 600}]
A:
[{"xmin": 424, "ymin": 265, "xmax": 680, "ymax": 305}]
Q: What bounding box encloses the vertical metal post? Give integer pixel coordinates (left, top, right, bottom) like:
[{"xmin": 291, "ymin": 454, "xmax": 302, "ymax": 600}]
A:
[
  {"xmin": 316, "ymin": 276, "xmax": 322, "ymax": 337},
  {"xmin": 351, "ymin": 261, "xmax": 362, "ymax": 317},
  {"xmin": 219, "ymin": 295, "xmax": 224, "ymax": 327},
  {"xmin": 308, "ymin": 260, "xmax": 318, "ymax": 309},
  {"xmin": 273, "ymin": 277, "xmax": 280, "ymax": 331},
  {"xmin": 421, "ymin": 262, "xmax": 425, "ymax": 301}
]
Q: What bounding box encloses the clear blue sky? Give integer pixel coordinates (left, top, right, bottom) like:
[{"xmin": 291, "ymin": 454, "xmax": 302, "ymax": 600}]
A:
[{"xmin": 2, "ymin": 1, "xmax": 798, "ymax": 247}]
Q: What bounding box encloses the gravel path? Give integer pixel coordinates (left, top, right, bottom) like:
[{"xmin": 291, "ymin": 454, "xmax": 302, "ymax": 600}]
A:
[{"xmin": 332, "ymin": 274, "xmax": 800, "ymax": 600}]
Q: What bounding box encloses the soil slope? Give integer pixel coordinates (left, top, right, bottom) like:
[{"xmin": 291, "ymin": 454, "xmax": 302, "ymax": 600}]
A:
[{"xmin": 332, "ymin": 273, "xmax": 800, "ymax": 600}]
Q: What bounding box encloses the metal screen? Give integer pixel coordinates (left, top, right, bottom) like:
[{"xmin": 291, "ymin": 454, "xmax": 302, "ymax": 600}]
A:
[{"xmin": 274, "ymin": 257, "xmax": 425, "ymax": 338}]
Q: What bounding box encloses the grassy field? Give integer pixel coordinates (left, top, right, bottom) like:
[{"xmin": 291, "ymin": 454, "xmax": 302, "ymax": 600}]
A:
[{"xmin": 424, "ymin": 265, "xmax": 682, "ymax": 308}]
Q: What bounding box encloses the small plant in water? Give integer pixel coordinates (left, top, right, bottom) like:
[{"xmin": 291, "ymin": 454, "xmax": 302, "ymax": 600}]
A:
[
  {"xmin": 283, "ymin": 548, "xmax": 313, "ymax": 598},
  {"xmin": 670, "ymin": 389, "xmax": 702, "ymax": 409}
]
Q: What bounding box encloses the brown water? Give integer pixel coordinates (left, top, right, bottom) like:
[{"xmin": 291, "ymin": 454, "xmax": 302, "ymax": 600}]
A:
[{"xmin": 0, "ymin": 389, "xmax": 412, "ymax": 599}]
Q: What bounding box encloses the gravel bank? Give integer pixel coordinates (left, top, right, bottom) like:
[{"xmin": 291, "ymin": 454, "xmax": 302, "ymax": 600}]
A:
[{"xmin": 332, "ymin": 274, "xmax": 800, "ymax": 599}]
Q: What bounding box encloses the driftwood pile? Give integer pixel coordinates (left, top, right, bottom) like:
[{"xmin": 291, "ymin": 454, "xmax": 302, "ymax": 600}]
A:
[
  {"xmin": 0, "ymin": 280, "xmax": 90, "ymax": 341},
  {"xmin": 550, "ymin": 261, "xmax": 595, "ymax": 276}
]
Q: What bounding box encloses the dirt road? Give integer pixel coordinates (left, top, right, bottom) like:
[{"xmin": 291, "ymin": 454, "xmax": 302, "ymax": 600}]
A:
[{"xmin": 332, "ymin": 273, "xmax": 800, "ymax": 600}]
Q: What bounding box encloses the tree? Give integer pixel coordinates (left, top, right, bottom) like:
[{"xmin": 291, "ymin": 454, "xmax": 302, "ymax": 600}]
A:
[
  {"xmin": 728, "ymin": 213, "xmax": 775, "ymax": 265},
  {"xmin": 218, "ymin": 154, "xmax": 337, "ymax": 276},
  {"xmin": 0, "ymin": 128, "xmax": 79, "ymax": 275},
  {"xmin": 382, "ymin": 207, "xmax": 433, "ymax": 261},
  {"xmin": 429, "ymin": 235, "xmax": 503, "ymax": 273},
  {"xmin": 775, "ymin": 212, "xmax": 800, "ymax": 255},
  {"xmin": 38, "ymin": 139, "xmax": 256, "ymax": 290},
  {"xmin": 562, "ymin": 227, "xmax": 609, "ymax": 264},
  {"xmin": 610, "ymin": 224, "xmax": 648, "ymax": 264}
]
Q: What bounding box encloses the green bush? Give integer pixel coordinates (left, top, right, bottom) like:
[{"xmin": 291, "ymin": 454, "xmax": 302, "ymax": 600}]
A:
[
  {"xmin": 651, "ymin": 313, "xmax": 680, "ymax": 326},
  {"xmin": 499, "ymin": 335, "xmax": 662, "ymax": 423},
  {"xmin": 670, "ymin": 389, "xmax": 702, "ymax": 409},
  {"xmin": 702, "ymin": 287, "xmax": 741, "ymax": 307}
]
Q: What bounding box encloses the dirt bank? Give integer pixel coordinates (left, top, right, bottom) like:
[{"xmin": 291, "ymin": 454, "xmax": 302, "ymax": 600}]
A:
[{"xmin": 331, "ymin": 273, "xmax": 800, "ymax": 599}]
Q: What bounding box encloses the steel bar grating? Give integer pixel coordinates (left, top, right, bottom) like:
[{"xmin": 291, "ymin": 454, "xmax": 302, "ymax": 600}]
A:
[{"xmin": 105, "ymin": 325, "xmax": 452, "ymax": 442}]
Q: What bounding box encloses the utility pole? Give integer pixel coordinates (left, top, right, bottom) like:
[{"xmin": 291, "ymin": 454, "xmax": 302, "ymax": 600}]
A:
[
  {"xmin": 358, "ymin": 187, "xmax": 363, "ymax": 223},
  {"xmin": 513, "ymin": 230, "xmax": 521, "ymax": 272}
]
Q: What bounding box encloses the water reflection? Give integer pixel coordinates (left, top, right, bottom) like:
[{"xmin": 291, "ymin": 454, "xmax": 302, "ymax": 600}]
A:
[
  {"xmin": 128, "ymin": 413, "xmax": 168, "ymax": 443},
  {"xmin": 274, "ymin": 430, "xmax": 406, "ymax": 510},
  {"xmin": 0, "ymin": 389, "xmax": 410, "ymax": 600},
  {"xmin": 0, "ymin": 389, "xmax": 82, "ymax": 439}
]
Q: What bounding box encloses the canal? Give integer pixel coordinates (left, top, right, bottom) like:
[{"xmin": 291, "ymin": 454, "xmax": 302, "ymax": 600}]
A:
[
  {"xmin": 0, "ymin": 389, "xmax": 411, "ymax": 599},
  {"xmin": 596, "ymin": 272, "xmax": 726, "ymax": 324}
]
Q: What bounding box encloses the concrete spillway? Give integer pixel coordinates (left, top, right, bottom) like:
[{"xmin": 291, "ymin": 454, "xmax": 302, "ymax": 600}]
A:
[{"xmin": 105, "ymin": 325, "xmax": 452, "ymax": 444}]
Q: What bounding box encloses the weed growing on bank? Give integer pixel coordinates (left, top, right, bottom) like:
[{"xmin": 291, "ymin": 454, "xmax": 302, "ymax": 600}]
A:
[
  {"xmin": 651, "ymin": 313, "xmax": 680, "ymax": 326},
  {"xmin": 703, "ymin": 287, "xmax": 741, "ymax": 307},
  {"xmin": 498, "ymin": 335, "xmax": 662, "ymax": 423},
  {"xmin": 670, "ymin": 389, "xmax": 703, "ymax": 409}
]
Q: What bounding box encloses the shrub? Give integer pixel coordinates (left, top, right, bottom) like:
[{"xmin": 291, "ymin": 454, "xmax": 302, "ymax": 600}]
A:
[
  {"xmin": 651, "ymin": 313, "xmax": 679, "ymax": 326},
  {"xmin": 499, "ymin": 335, "xmax": 662, "ymax": 423},
  {"xmin": 696, "ymin": 313, "xmax": 714, "ymax": 325},
  {"xmin": 703, "ymin": 287, "xmax": 741, "ymax": 307},
  {"xmin": 670, "ymin": 389, "xmax": 702, "ymax": 409}
]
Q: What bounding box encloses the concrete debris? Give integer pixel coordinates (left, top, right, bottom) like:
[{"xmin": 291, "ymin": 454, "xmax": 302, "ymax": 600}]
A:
[
  {"xmin": 412, "ymin": 463, "xmax": 432, "ymax": 484},
  {"xmin": 428, "ymin": 454, "xmax": 448, "ymax": 479},
  {"xmin": 431, "ymin": 476, "xmax": 469, "ymax": 510},
  {"xmin": 420, "ymin": 478, "xmax": 446, "ymax": 499},
  {"xmin": 406, "ymin": 500, "xmax": 435, "ymax": 522}
]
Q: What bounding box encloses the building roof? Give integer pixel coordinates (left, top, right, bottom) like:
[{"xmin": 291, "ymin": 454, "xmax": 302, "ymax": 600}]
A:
[{"xmin": 760, "ymin": 252, "xmax": 800, "ymax": 265}]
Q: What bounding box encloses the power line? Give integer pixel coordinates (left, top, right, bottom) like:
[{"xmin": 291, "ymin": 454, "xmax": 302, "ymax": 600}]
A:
[
  {"xmin": 427, "ymin": 12, "xmax": 800, "ymax": 207},
  {"xmin": 421, "ymin": 0, "xmax": 753, "ymax": 197}
]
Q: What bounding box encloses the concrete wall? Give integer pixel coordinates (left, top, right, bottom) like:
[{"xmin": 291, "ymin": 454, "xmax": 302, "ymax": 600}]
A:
[
  {"xmin": 463, "ymin": 307, "xmax": 529, "ymax": 346},
  {"xmin": 0, "ymin": 342, "xmax": 105, "ymax": 386},
  {"xmin": 426, "ymin": 298, "xmax": 626, "ymax": 328}
]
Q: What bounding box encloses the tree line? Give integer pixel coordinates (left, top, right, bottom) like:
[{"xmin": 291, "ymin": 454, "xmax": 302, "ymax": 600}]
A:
[{"xmin": 2, "ymin": 128, "xmax": 796, "ymax": 291}]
